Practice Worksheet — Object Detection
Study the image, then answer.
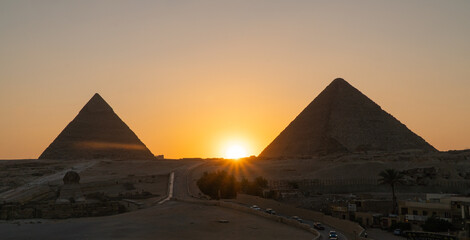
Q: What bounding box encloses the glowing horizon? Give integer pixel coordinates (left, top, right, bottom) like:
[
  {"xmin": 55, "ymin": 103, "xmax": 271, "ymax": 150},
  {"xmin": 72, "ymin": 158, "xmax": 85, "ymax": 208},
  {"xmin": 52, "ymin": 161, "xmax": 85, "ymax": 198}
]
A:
[{"xmin": 1, "ymin": 1, "xmax": 470, "ymax": 159}]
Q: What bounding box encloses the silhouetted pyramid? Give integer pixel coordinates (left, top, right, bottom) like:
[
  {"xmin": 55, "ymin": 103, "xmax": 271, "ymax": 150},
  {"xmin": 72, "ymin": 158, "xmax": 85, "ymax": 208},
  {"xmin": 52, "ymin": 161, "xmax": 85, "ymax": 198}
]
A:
[
  {"xmin": 39, "ymin": 93, "xmax": 155, "ymax": 160},
  {"xmin": 259, "ymin": 78, "xmax": 436, "ymax": 158}
]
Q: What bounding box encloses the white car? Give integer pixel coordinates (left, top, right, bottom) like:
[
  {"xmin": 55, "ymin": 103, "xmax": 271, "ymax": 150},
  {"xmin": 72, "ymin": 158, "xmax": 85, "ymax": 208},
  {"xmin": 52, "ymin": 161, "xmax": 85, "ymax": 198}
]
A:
[{"xmin": 250, "ymin": 205, "xmax": 261, "ymax": 211}]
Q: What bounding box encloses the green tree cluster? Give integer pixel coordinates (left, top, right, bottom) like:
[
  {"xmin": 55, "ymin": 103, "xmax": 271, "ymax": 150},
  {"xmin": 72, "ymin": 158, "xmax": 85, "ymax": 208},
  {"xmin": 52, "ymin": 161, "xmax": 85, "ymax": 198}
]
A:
[
  {"xmin": 197, "ymin": 170, "xmax": 238, "ymax": 199},
  {"xmin": 239, "ymin": 176, "xmax": 268, "ymax": 196},
  {"xmin": 197, "ymin": 171, "xmax": 269, "ymax": 199}
]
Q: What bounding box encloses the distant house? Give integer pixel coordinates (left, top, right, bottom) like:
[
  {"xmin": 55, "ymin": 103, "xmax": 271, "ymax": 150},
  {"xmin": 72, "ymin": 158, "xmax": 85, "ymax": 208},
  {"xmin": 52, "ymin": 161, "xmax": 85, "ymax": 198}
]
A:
[
  {"xmin": 354, "ymin": 212, "xmax": 383, "ymax": 228},
  {"xmin": 398, "ymin": 199, "xmax": 452, "ymax": 224},
  {"xmin": 398, "ymin": 194, "xmax": 470, "ymax": 238}
]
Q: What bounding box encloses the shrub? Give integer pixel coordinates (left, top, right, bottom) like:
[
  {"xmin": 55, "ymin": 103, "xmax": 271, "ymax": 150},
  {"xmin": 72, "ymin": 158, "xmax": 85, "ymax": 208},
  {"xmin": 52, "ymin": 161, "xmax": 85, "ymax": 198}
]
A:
[
  {"xmin": 243, "ymin": 176, "xmax": 268, "ymax": 197},
  {"xmin": 123, "ymin": 182, "xmax": 136, "ymax": 190},
  {"xmin": 390, "ymin": 222, "xmax": 411, "ymax": 231},
  {"xmin": 287, "ymin": 181, "xmax": 299, "ymax": 189},
  {"xmin": 421, "ymin": 216, "xmax": 454, "ymax": 232}
]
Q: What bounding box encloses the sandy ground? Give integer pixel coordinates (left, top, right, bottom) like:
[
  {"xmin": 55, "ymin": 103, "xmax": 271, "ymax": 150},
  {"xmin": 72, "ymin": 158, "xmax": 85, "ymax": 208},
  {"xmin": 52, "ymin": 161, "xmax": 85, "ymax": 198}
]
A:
[
  {"xmin": 0, "ymin": 159, "xmax": 191, "ymax": 193},
  {"xmin": 0, "ymin": 159, "xmax": 196, "ymax": 200},
  {"xmin": 0, "ymin": 201, "xmax": 314, "ymax": 240},
  {"xmin": 191, "ymin": 151, "xmax": 470, "ymax": 185},
  {"xmin": 79, "ymin": 159, "xmax": 190, "ymax": 183},
  {"xmin": 3, "ymin": 151, "xmax": 469, "ymax": 196},
  {"xmin": 1, "ymin": 152, "xmax": 469, "ymax": 240}
]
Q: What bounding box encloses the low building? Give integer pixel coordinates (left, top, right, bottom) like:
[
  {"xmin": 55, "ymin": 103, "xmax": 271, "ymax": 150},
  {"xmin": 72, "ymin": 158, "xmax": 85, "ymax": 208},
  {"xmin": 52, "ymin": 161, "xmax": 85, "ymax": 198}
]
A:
[
  {"xmin": 398, "ymin": 200, "xmax": 451, "ymax": 224},
  {"xmin": 331, "ymin": 205, "xmax": 348, "ymax": 220},
  {"xmin": 355, "ymin": 212, "xmax": 383, "ymax": 228},
  {"xmin": 380, "ymin": 214, "xmax": 400, "ymax": 229},
  {"xmin": 352, "ymin": 199, "xmax": 392, "ymax": 215},
  {"xmin": 398, "ymin": 194, "xmax": 470, "ymax": 239},
  {"xmin": 449, "ymin": 197, "xmax": 470, "ymax": 239}
]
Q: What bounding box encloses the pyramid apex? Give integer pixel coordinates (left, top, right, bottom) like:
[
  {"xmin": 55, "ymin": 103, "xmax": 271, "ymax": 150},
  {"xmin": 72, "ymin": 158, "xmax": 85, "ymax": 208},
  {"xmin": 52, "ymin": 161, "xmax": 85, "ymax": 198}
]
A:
[
  {"xmin": 324, "ymin": 78, "xmax": 355, "ymax": 93},
  {"xmin": 331, "ymin": 78, "xmax": 350, "ymax": 85},
  {"xmin": 91, "ymin": 93, "xmax": 104, "ymax": 100},
  {"xmin": 82, "ymin": 93, "xmax": 112, "ymax": 113}
]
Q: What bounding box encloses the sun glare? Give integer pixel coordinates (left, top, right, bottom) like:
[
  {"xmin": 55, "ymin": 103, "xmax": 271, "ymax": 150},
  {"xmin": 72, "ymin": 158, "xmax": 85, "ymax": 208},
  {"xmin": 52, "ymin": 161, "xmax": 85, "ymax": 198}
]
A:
[{"xmin": 224, "ymin": 145, "xmax": 248, "ymax": 159}]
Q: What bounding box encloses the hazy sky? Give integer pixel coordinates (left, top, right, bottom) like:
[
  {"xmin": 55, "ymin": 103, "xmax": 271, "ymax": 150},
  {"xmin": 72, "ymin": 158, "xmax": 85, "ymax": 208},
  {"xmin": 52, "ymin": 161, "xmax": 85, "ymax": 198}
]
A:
[{"xmin": 1, "ymin": 1, "xmax": 469, "ymax": 159}]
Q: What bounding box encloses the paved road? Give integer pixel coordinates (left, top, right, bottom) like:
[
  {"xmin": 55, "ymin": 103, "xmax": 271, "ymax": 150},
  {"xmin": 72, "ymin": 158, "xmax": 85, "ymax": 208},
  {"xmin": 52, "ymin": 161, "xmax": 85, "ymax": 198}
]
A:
[
  {"xmin": 367, "ymin": 228, "xmax": 406, "ymax": 240},
  {"xmin": 231, "ymin": 200, "xmax": 348, "ymax": 240},
  {"xmin": 264, "ymin": 214, "xmax": 347, "ymax": 240},
  {"xmin": 171, "ymin": 160, "xmax": 206, "ymax": 200},
  {"xmin": 302, "ymin": 219, "xmax": 348, "ymax": 240}
]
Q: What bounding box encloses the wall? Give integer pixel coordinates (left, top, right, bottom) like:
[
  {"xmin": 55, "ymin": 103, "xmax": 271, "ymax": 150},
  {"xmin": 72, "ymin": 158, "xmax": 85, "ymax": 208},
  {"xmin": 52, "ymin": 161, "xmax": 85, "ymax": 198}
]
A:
[
  {"xmin": 0, "ymin": 201, "xmax": 124, "ymax": 220},
  {"xmin": 270, "ymin": 179, "xmax": 470, "ymax": 194}
]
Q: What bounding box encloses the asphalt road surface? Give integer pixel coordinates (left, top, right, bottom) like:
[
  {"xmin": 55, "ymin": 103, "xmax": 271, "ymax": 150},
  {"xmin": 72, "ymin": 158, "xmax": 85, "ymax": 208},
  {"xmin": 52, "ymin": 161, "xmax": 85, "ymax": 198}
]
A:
[
  {"xmin": 172, "ymin": 160, "xmax": 206, "ymax": 199},
  {"xmin": 303, "ymin": 219, "xmax": 348, "ymax": 240}
]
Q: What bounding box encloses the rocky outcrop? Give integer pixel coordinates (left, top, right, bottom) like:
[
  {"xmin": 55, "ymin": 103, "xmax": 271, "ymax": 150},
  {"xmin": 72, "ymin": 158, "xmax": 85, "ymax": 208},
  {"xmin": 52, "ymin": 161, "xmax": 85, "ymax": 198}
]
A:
[
  {"xmin": 39, "ymin": 93, "xmax": 155, "ymax": 160},
  {"xmin": 259, "ymin": 78, "xmax": 436, "ymax": 158}
]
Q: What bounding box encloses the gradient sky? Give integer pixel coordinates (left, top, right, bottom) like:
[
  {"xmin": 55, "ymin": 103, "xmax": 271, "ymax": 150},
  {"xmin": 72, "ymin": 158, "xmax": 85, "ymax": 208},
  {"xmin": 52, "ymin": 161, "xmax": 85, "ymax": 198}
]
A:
[{"xmin": 1, "ymin": 0, "xmax": 469, "ymax": 159}]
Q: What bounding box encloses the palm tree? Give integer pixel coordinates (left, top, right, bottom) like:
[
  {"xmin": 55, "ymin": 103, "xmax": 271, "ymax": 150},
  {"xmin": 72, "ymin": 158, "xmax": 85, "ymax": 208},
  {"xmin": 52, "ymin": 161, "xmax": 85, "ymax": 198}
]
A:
[{"xmin": 379, "ymin": 169, "xmax": 405, "ymax": 214}]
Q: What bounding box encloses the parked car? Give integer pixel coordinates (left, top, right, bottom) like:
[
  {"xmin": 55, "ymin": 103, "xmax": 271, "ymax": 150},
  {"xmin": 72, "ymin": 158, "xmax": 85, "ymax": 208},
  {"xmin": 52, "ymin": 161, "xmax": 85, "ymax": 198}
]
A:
[
  {"xmin": 313, "ymin": 222, "xmax": 325, "ymax": 230},
  {"xmin": 393, "ymin": 229, "xmax": 402, "ymax": 236},
  {"xmin": 250, "ymin": 205, "xmax": 261, "ymax": 211},
  {"xmin": 265, "ymin": 208, "xmax": 276, "ymax": 215},
  {"xmin": 290, "ymin": 216, "xmax": 303, "ymax": 223}
]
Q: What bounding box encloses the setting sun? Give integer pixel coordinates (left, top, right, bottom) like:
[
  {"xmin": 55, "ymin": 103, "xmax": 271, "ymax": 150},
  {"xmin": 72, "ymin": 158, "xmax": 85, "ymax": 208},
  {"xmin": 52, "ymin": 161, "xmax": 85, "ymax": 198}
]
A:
[{"xmin": 224, "ymin": 145, "xmax": 248, "ymax": 159}]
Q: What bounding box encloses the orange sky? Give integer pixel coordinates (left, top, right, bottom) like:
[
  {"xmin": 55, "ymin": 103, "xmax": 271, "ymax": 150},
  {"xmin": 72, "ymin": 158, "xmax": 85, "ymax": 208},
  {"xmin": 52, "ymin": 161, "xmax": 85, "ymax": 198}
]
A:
[{"xmin": 1, "ymin": 1, "xmax": 469, "ymax": 159}]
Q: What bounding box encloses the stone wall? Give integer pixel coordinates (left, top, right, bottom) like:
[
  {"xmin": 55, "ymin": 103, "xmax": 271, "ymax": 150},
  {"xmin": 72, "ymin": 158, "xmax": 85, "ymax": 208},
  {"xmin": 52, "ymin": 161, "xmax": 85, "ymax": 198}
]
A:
[
  {"xmin": 270, "ymin": 178, "xmax": 470, "ymax": 194},
  {"xmin": 0, "ymin": 201, "xmax": 124, "ymax": 220}
]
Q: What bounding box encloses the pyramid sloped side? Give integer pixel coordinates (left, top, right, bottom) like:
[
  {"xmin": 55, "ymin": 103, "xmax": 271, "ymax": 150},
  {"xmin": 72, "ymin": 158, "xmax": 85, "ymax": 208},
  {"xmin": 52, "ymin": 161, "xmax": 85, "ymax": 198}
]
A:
[
  {"xmin": 326, "ymin": 80, "xmax": 436, "ymax": 153},
  {"xmin": 259, "ymin": 79, "xmax": 436, "ymax": 158},
  {"xmin": 259, "ymin": 80, "xmax": 345, "ymax": 158},
  {"xmin": 39, "ymin": 94, "xmax": 155, "ymax": 160}
]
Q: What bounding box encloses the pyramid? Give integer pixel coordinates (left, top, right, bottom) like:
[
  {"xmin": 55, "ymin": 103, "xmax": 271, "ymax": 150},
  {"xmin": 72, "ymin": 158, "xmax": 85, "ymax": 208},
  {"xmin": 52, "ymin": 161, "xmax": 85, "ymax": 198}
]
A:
[
  {"xmin": 39, "ymin": 93, "xmax": 155, "ymax": 160},
  {"xmin": 259, "ymin": 78, "xmax": 436, "ymax": 158}
]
